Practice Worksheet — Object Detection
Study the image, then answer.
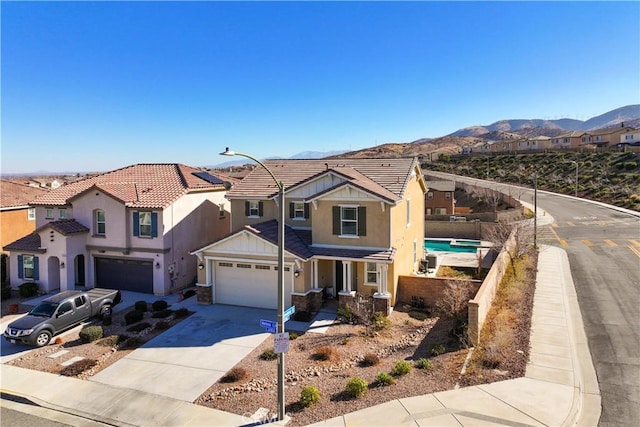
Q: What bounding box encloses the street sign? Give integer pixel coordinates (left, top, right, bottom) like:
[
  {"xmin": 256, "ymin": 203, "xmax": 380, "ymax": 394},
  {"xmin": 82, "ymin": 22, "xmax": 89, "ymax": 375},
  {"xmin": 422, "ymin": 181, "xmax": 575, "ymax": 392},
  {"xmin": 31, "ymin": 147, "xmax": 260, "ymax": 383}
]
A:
[
  {"xmin": 274, "ymin": 332, "xmax": 290, "ymax": 353},
  {"xmin": 283, "ymin": 305, "xmax": 296, "ymax": 322},
  {"xmin": 260, "ymin": 319, "xmax": 276, "ymax": 330}
]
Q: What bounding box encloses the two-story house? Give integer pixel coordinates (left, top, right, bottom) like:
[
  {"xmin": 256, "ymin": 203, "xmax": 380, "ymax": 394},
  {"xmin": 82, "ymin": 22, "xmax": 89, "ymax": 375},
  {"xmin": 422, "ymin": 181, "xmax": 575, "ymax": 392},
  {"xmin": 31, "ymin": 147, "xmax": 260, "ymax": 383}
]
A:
[
  {"xmin": 3, "ymin": 164, "xmax": 233, "ymax": 296},
  {"xmin": 552, "ymin": 131, "xmax": 586, "ymax": 150},
  {"xmin": 424, "ymin": 180, "xmax": 456, "ymax": 216},
  {"xmin": 1, "ymin": 180, "xmax": 50, "ymax": 284},
  {"xmin": 192, "ymin": 158, "xmax": 426, "ymax": 315}
]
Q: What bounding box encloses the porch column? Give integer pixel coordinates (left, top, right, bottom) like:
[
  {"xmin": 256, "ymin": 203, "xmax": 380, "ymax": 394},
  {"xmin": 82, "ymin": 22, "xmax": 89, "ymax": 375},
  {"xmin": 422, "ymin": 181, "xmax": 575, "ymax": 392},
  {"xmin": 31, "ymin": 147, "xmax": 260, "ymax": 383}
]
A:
[
  {"xmin": 378, "ymin": 264, "xmax": 389, "ymax": 295},
  {"xmin": 312, "ymin": 259, "xmax": 319, "ymax": 289},
  {"xmin": 343, "ymin": 261, "xmax": 352, "ymax": 292}
]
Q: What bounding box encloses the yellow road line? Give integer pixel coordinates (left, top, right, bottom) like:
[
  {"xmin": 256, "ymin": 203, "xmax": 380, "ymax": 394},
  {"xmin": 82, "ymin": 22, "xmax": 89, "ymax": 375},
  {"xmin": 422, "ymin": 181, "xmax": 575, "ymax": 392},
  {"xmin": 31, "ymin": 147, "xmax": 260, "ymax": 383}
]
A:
[
  {"xmin": 629, "ymin": 240, "xmax": 640, "ymax": 247},
  {"xmin": 629, "ymin": 246, "xmax": 640, "ymax": 259},
  {"xmin": 548, "ymin": 225, "xmax": 569, "ymax": 247},
  {"xmin": 581, "ymin": 240, "xmax": 594, "ymax": 247},
  {"xmin": 604, "ymin": 240, "xmax": 617, "ymax": 247}
]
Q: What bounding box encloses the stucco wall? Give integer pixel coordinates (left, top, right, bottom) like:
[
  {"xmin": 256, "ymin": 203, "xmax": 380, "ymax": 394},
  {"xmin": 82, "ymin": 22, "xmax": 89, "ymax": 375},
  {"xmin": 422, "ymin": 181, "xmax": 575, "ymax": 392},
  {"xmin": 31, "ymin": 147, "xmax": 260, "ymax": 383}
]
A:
[{"xmin": 1, "ymin": 209, "xmax": 36, "ymax": 252}]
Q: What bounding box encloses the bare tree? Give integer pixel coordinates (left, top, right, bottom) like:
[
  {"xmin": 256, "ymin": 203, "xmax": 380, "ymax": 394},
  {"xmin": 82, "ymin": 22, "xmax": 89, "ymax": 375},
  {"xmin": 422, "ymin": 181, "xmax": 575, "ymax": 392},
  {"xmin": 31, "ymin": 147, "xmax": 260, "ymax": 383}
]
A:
[{"xmin": 482, "ymin": 219, "xmax": 535, "ymax": 278}]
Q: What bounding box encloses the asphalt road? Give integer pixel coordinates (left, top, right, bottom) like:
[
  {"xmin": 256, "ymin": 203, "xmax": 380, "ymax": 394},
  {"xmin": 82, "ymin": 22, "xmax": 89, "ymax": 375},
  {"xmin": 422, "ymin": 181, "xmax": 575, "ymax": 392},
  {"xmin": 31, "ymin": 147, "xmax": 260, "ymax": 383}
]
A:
[{"xmin": 427, "ymin": 171, "xmax": 640, "ymax": 426}]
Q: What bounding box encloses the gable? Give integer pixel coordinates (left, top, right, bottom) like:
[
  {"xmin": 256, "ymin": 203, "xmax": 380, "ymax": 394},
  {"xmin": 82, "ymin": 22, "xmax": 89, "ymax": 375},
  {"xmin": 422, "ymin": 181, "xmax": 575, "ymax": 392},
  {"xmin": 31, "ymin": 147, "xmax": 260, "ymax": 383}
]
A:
[
  {"xmin": 285, "ymin": 172, "xmax": 348, "ymax": 199},
  {"xmin": 313, "ymin": 184, "xmax": 386, "ymax": 203},
  {"xmin": 195, "ymin": 230, "xmax": 297, "ymax": 258}
]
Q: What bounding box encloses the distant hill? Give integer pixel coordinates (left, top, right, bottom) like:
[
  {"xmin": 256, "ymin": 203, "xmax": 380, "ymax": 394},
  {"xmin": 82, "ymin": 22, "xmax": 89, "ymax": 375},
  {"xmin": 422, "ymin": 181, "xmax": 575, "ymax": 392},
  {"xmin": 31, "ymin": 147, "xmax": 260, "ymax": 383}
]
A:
[{"xmin": 330, "ymin": 105, "xmax": 640, "ymax": 160}]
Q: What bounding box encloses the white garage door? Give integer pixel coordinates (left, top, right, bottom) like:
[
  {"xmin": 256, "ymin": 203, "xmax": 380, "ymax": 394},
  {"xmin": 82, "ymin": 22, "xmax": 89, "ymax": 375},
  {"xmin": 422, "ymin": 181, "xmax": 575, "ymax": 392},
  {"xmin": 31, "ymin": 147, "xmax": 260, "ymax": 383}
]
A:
[{"xmin": 215, "ymin": 262, "xmax": 292, "ymax": 309}]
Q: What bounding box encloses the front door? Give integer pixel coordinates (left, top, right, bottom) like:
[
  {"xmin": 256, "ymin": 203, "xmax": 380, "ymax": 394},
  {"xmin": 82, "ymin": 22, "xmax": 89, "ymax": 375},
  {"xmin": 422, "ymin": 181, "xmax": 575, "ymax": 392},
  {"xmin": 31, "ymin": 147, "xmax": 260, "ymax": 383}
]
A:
[{"xmin": 335, "ymin": 261, "xmax": 343, "ymax": 296}]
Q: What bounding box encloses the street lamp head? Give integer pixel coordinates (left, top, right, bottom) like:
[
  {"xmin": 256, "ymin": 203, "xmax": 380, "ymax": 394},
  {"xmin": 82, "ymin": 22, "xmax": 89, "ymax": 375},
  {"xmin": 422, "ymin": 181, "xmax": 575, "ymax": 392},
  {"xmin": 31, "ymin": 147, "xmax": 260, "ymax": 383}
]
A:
[{"xmin": 220, "ymin": 147, "xmax": 236, "ymax": 156}]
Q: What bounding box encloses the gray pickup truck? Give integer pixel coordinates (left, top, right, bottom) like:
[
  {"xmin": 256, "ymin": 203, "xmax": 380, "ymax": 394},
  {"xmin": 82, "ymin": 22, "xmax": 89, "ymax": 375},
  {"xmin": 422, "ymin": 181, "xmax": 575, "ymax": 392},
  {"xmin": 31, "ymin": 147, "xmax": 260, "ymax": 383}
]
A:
[{"xmin": 4, "ymin": 288, "xmax": 122, "ymax": 347}]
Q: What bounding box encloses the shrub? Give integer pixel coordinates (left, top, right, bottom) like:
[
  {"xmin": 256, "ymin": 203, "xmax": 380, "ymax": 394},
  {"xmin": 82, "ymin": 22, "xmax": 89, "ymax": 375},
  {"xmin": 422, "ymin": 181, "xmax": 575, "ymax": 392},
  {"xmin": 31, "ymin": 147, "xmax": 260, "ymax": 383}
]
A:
[
  {"xmin": 337, "ymin": 305, "xmax": 356, "ymax": 323},
  {"xmin": 359, "ymin": 353, "xmax": 379, "ymax": 367},
  {"xmin": 220, "ymin": 367, "xmax": 247, "ymax": 383},
  {"xmin": 289, "ymin": 332, "xmax": 299, "ymax": 340},
  {"xmin": 624, "ymin": 161, "xmax": 638, "ymax": 170},
  {"xmin": 415, "ymin": 358, "xmax": 432, "ymax": 370},
  {"xmin": 121, "ymin": 336, "xmax": 145, "ymax": 349},
  {"xmin": 300, "ymin": 386, "xmax": 321, "ymax": 407},
  {"xmin": 259, "ymin": 349, "xmax": 278, "ymax": 361},
  {"xmin": 134, "ymin": 301, "xmax": 148, "ymax": 312},
  {"xmin": 151, "ymin": 300, "xmax": 168, "ymax": 311},
  {"xmin": 1, "ymin": 285, "xmax": 12, "ymax": 301},
  {"xmin": 97, "ymin": 335, "xmax": 120, "ymax": 347},
  {"xmin": 371, "ymin": 312, "xmax": 391, "ymax": 331},
  {"xmin": 345, "ymin": 377, "xmax": 368, "ymax": 398},
  {"xmin": 79, "ymin": 325, "xmax": 103, "ymax": 343},
  {"xmin": 408, "ymin": 310, "xmax": 428, "ymax": 321},
  {"xmin": 312, "ymin": 346, "xmax": 335, "ymax": 361},
  {"xmin": 151, "ymin": 309, "xmax": 173, "ymax": 319},
  {"xmin": 124, "ymin": 309, "xmax": 145, "ymax": 325},
  {"xmin": 430, "ymin": 344, "xmax": 446, "ymax": 356},
  {"xmin": 154, "ymin": 320, "xmax": 170, "ymax": 331},
  {"xmin": 174, "ymin": 307, "xmax": 190, "ymax": 318},
  {"xmin": 375, "ymin": 372, "xmax": 395, "ymax": 386},
  {"xmin": 391, "ymin": 360, "xmax": 412, "ymax": 376},
  {"xmin": 18, "ymin": 282, "xmax": 38, "ymax": 298},
  {"xmin": 127, "ymin": 322, "xmax": 152, "ymax": 333},
  {"xmin": 60, "ymin": 358, "xmax": 98, "ymax": 377}
]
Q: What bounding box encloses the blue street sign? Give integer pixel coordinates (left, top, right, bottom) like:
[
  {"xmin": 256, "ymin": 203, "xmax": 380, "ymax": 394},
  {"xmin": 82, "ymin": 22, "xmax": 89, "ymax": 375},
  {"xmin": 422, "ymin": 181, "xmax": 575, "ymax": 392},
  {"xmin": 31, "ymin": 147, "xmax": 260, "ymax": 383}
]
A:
[
  {"xmin": 260, "ymin": 319, "xmax": 276, "ymax": 330},
  {"xmin": 265, "ymin": 326, "xmax": 276, "ymax": 333},
  {"xmin": 284, "ymin": 306, "xmax": 296, "ymax": 317}
]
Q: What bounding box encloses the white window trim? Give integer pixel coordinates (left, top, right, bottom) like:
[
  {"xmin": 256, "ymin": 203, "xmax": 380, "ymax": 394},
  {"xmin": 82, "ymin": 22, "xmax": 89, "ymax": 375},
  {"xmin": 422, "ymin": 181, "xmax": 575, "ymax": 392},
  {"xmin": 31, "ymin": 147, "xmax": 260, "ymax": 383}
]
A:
[
  {"xmin": 406, "ymin": 199, "xmax": 411, "ymax": 227},
  {"xmin": 23, "ymin": 255, "xmax": 35, "ymax": 279},
  {"xmin": 293, "ymin": 202, "xmax": 305, "ymax": 221},
  {"xmin": 339, "ymin": 205, "xmax": 359, "ymax": 238},
  {"xmin": 365, "ymin": 262, "xmax": 378, "ymax": 285},
  {"xmin": 248, "ymin": 200, "xmax": 260, "ymax": 218},
  {"xmin": 27, "ymin": 208, "xmax": 35, "ymax": 221},
  {"xmin": 427, "ymin": 192, "xmax": 434, "ymax": 200},
  {"xmin": 139, "ymin": 211, "xmax": 153, "ymax": 237},
  {"xmin": 95, "ymin": 210, "xmax": 106, "ymax": 236},
  {"xmin": 59, "ymin": 208, "xmax": 67, "ymax": 219},
  {"xmin": 45, "ymin": 208, "xmax": 54, "ymax": 219}
]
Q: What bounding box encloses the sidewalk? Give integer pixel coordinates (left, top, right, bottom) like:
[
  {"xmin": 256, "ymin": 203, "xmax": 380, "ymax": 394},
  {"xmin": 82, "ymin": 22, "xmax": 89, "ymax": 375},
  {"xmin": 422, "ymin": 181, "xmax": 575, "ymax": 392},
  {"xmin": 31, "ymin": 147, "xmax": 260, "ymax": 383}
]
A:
[{"xmin": 0, "ymin": 245, "xmax": 600, "ymax": 426}]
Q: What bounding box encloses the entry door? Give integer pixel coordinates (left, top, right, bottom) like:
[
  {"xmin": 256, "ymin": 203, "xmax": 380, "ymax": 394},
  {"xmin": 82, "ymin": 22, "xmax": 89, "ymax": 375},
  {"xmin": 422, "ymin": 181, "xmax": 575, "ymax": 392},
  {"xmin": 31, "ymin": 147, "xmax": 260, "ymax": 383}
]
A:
[{"xmin": 335, "ymin": 261, "xmax": 344, "ymax": 295}]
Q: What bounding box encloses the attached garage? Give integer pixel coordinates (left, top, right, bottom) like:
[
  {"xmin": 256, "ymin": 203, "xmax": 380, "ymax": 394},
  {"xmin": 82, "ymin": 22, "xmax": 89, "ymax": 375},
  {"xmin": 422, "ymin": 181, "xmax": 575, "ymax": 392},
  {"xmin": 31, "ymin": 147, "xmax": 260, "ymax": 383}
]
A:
[
  {"xmin": 214, "ymin": 261, "xmax": 292, "ymax": 309},
  {"xmin": 95, "ymin": 257, "xmax": 153, "ymax": 293}
]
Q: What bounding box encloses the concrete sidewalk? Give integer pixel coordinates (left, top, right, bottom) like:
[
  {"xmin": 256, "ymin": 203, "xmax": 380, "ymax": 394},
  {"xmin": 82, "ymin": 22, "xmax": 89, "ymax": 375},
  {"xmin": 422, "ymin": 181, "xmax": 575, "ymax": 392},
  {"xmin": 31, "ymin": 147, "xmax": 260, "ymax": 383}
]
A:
[{"xmin": 0, "ymin": 245, "xmax": 600, "ymax": 426}]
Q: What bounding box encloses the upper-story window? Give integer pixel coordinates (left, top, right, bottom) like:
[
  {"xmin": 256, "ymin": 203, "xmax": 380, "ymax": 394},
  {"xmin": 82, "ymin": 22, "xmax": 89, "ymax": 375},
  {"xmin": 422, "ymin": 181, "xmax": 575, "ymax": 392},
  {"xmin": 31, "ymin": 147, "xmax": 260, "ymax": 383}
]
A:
[
  {"xmin": 427, "ymin": 192, "xmax": 434, "ymax": 200},
  {"xmin": 95, "ymin": 210, "xmax": 106, "ymax": 236},
  {"xmin": 219, "ymin": 203, "xmax": 226, "ymax": 219},
  {"xmin": 332, "ymin": 206, "xmax": 366, "ymax": 237},
  {"xmin": 27, "ymin": 208, "xmax": 35, "ymax": 221},
  {"xmin": 245, "ymin": 201, "xmax": 263, "ymax": 218},
  {"xmin": 625, "ymin": 135, "xmax": 634, "ymax": 141},
  {"xmin": 366, "ymin": 262, "xmax": 378, "ymax": 284},
  {"xmin": 133, "ymin": 212, "xmax": 158, "ymax": 238},
  {"xmin": 289, "ymin": 202, "xmax": 309, "ymax": 220},
  {"xmin": 59, "ymin": 208, "xmax": 67, "ymax": 219},
  {"xmin": 444, "ymin": 192, "xmax": 452, "ymax": 200},
  {"xmin": 406, "ymin": 199, "xmax": 411, "ymax": 226},
  {"xmin": 45, "ymin": 208, "xmax": 54, "ymax": 219}
]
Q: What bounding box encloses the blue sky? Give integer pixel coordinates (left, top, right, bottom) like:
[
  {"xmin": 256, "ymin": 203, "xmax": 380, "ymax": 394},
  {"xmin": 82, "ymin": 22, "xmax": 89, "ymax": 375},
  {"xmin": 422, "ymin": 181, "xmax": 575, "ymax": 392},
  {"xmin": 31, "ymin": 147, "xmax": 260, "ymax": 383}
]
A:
[{"xmin": 2, "ymin": 1, "xmax": 639, "ymax": 174}]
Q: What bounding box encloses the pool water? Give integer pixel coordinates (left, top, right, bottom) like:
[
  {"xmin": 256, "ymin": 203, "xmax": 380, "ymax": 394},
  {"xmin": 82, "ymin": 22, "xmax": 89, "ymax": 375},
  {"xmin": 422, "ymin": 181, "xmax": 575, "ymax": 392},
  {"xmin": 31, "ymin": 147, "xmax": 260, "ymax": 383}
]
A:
[{"xmin": 424, "ymin": 239, "xmax": 481, "ymax": 253}]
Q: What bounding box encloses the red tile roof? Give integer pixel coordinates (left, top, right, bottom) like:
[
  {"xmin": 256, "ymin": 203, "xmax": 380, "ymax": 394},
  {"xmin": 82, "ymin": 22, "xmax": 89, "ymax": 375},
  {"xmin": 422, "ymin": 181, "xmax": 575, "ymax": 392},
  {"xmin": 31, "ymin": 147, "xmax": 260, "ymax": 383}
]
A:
[
  {"xmin": 226, "ymin": 158, "xmax": 419, "ymax": 204},
  {"xmin": 1, "ymin": 180, "xmax": 49, "ymax": 209},
  {"xmin": 29, "ymin": 164, "xmax": 233, "ymax": 209}
]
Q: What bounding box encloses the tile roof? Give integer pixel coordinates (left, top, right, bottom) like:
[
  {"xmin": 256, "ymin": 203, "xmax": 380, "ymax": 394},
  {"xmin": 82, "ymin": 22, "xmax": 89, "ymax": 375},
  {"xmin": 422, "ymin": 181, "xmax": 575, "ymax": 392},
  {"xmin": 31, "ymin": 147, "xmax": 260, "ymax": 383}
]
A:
[
  {"xmin": 3, "ymin": 233, "xmax": 45, "ymax": 253},
  {"xmin": 425, "ymin": 180, "xmax": 455, "ymax": 192},
  {"xmin": 29, "ymin": 164, "xmax": 233, "ymax": 208},
  {"xmin": 245, "ymin": 220, "xmax": 395, "ymax": 262},
  {"xmin": 1, "ymin": 180, "xmax": 49, "ymax": 209},
  {"xmin": 226, "ymin": 158, "xmax": 419, "ymax": 204},
  {"xmin": 37, "ymin": 219, "xmax": 90, "ymax": 236}
]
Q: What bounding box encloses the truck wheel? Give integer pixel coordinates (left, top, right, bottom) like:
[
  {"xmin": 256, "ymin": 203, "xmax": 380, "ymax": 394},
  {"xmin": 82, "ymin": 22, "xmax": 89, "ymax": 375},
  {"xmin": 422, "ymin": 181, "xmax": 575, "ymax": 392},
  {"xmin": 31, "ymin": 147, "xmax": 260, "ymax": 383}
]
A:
[
  {"xmin": 35, "ymin": 331, "xmax": 52, "ymax": 347},
  {"xmin": 100, "ymin": 305, "xmax": 112, "ymax": 320}
]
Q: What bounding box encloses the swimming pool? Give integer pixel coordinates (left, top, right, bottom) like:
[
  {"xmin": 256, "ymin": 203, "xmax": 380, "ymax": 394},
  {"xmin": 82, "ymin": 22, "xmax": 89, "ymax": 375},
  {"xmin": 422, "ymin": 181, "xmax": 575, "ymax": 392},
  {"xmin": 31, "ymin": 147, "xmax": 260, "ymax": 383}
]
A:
[{"xmin": 424, "ymin": 238, "xmax": 481, "ymax": 253}]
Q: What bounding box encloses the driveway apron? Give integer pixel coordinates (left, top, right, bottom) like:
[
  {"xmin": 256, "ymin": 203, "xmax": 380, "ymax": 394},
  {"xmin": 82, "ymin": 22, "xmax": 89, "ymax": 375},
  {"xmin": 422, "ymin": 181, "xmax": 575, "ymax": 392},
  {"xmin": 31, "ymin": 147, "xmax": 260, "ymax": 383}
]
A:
[{"xmin": 89, "ymin": 304, "xmax": 272, "ymax": 402}]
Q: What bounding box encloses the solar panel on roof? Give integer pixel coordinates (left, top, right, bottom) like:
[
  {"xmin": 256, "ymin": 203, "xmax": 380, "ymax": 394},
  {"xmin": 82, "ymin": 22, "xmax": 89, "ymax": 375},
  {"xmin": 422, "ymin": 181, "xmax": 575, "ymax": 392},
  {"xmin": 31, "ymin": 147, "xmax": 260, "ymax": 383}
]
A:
[{"xmin": 193, "ymin": 171, "xmax": 224, "ymax": 185}]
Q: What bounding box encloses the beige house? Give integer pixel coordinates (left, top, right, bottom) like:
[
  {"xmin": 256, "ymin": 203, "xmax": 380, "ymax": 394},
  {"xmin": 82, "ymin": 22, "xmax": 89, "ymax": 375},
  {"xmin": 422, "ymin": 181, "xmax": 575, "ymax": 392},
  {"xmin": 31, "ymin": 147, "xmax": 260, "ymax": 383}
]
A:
[
  {"xmin": 4, "ymin": 164, "xmax": 233, "ymax": 295},
  {"xmin": 425, "ymin": 180, "xmax": 456, "ymax": 215},
  {"xmin": 192, "ymin": 158, "xmax": 427, "ymax": 315},
  {"xmin": 517, "ymin": 136, "xmax": 552, "ymax": 151}
]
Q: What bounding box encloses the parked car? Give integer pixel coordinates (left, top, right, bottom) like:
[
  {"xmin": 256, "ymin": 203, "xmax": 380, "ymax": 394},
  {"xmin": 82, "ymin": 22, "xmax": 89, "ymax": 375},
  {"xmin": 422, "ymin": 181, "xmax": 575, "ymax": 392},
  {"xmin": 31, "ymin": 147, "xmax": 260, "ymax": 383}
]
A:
[{"xmin": 3, "ymin": 288, "xmax": 122, "ymax": 347}]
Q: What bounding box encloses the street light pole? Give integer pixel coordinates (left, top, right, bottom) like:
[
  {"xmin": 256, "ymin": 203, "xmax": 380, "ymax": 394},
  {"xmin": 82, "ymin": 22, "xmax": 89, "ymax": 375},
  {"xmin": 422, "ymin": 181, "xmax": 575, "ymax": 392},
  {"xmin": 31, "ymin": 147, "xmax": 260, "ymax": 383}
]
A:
[{"xmin": 220, "ymin": 148, "xmax": 286, "ymax": 422}]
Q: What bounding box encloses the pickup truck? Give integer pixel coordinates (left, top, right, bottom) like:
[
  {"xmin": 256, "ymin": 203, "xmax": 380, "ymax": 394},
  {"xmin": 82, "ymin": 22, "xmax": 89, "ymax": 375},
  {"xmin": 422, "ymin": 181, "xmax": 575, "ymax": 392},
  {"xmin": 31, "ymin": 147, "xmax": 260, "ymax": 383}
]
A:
[{"xmin": 4, "ymin": 288, "xmax": 122, "ymax": 347}]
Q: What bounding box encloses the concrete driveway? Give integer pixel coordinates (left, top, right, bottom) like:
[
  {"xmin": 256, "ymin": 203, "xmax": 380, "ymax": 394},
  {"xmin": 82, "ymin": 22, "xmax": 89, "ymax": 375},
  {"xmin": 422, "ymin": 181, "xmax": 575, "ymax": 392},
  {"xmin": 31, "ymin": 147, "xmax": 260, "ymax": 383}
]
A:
[{"xmin": 90, "ymin": 301, "xmax": 272, "ymax": 402}]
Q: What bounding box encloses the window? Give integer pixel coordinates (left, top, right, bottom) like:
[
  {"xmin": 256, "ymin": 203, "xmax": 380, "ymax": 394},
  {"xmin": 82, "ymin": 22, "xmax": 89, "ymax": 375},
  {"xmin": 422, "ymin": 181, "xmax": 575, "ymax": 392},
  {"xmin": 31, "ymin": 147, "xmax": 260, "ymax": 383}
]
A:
[
  {"xmin": 406, "ymin": 199, "xmax": 411, "ymax": 226},
  {"xmin": 413, "ymin": 240, "xmax": 418, "ymax": 265},
  {"xmin": 219, "ymin": 203, "xmax": 225, "ymax": 219},
  {"xmin": 46, "ymin": 208, "xmax": 54, "ymax": 219},
  {"xmin": 133, "ymin": 212, "xmax": 158, "ymax": 238},
  {"xmin": 340, "ymin": 207, "xmax": 357, "ymax": 236},
  {"xmin": 59, "ymin": 208, "xmax": 67, "ymax": 219},
  {"xmin": 427, "ymin": 192, "xmax": 434, "ymax": 200},
  {"xmin": 625, "ymin": 135, "xmax": 634, "ymax": 141},
  {"xmin": 219, "ymin": 262, "xmax": 233, "ymax": 267},
  {"xmin": 332, "ymin": 206, "xmax": 366, "ymax": 237},
  {"xmin": 435, "ymin": 207, "xmax": 448, "ymax": 215},
  {"xmin": 444, "ymin": 192, "xmax": 451, "ymax": 200},
  {"xmin": 18, "ymin": 255, "xmax": 38, "ymax": 280},
  {"xmin": 237, "ymin": 263, "xmax": 252, "ymax": 269},
  {"xmin": 95, "ymin": 210, "xmax": 106, "ymax": 236},
  {"xmin": 255, "ymin": 265, "xmax": 271, "ymax": 270},
  {"xmin": 74, "ymin": 295, "xmax": 87, "ymax": 307},
  {"xmin": 28, "ymin": 208, "xmax": 35, "ymax": 221},
  {"xmin": 366, "ymin": 262, "xmax": 378, "ymax": 284},
  {"xmin": 57, "ymin": 301, "xmax": 73, "ymax": 316},
  {"xmin": 294, "ymin": 202, "xmax": 305, "ymax": 219},
  {"xmin": 246, "ymin": 201, "xmax": 263, "ymax": 217},
  {"xmin": 139, "ymin": 212, "xmax": 152, "ymax": 237}
]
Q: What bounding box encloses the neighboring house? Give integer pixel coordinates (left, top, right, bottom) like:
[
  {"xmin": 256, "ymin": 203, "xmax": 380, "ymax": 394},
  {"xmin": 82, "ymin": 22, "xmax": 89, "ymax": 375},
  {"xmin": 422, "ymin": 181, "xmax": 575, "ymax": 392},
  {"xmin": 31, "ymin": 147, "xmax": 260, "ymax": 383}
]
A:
[
  {"xmin": 3, "ymin": 164, "xmax": 233, "ymax": 295},
  {"xmin": 424, "ymin": 180, "xmax": 456, "ymax": 216},
  {"xmin": 551, "ymin": 131, "xmax": 585, "ymax": 150},
  {"xmin": 518, "ymin": 136, "xmax": 551, "ymax": 151},
  {"xmin": 0, "ymin": 180, "xmax": 50, "ymax": 283},
  {"xmin": 619, "ymin": 130, "xmax": 640, "ymax": 152},
  {"xmin": 192, "ymin": 158, "xmax": 426, "ymax": 315},
  {"xmin": 581, "ymin": 126, "xmax": 636, "ymax": 149}
]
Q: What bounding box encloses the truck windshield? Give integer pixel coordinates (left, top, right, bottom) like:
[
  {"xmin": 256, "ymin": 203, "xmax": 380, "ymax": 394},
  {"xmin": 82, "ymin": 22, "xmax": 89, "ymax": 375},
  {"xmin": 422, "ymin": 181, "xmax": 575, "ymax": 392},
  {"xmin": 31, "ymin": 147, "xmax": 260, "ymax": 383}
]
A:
[{"xmin": 29, "ymin": 301, "xmax": 59, "ymax": 317}]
